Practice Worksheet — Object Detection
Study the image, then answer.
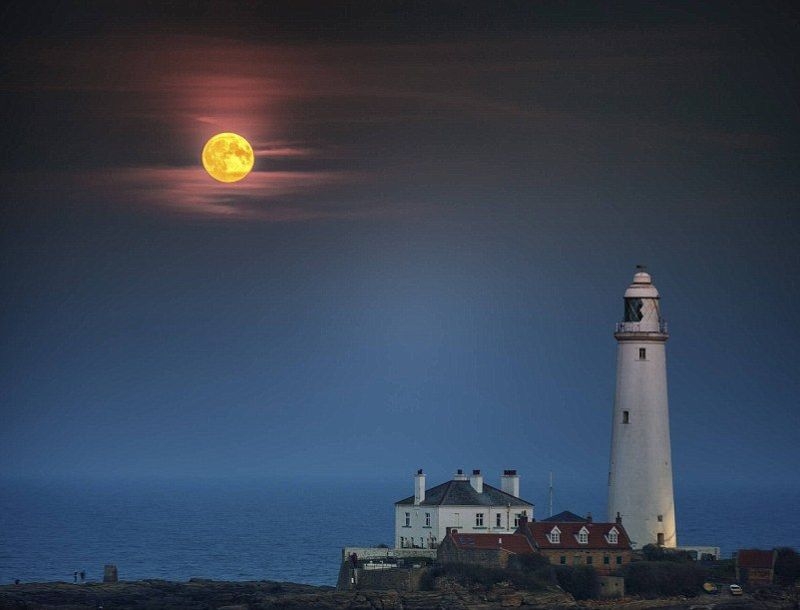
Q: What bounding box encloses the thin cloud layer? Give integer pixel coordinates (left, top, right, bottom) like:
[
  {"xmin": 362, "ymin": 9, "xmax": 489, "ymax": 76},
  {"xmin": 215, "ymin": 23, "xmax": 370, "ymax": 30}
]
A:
[
  {"xmin": 82, "ymin": 168, "xmax": 373, "ymax": 221},
  {"xmin": 3, "ymin": 29, "xmax": 792, "ymax": 220}
]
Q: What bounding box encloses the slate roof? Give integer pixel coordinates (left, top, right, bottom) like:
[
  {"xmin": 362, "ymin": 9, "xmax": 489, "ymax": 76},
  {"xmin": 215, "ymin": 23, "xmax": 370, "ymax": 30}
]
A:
[
  {"xmin": 448, "ymin": 532, "xmax": 534, "ymax": 555},
  {"xmin": 541, "ymin": 510, "xmax": 587, "ymax": 522},
  {"xmin": 737, "ymin": 549, "xmax": 776, "ymax": 569},
  {"xmin": 522, "ymin": 520, "xmax": 632, "ymax": 550},
  {"xmin": 395, "ymin": 480, "xmax": 533, "ymax": 507}
]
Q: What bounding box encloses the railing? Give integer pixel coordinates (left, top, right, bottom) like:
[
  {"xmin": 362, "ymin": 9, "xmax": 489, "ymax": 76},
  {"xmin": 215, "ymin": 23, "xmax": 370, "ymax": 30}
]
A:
[{"xmin": 615, "ymin": 321, "xmax": 668, "ymax": 334}]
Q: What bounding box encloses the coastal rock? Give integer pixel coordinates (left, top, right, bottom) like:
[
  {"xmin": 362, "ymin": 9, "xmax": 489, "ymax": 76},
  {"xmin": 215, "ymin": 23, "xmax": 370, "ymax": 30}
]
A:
[{"xmin": 1, "ymin": 581, "xmax": 794, "ymax": 610}]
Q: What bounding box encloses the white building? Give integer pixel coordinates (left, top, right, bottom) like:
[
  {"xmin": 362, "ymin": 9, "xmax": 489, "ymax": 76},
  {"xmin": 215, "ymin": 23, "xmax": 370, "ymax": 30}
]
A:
[
  {"xmin": 607, "ymin": 267, "xmax": 677, "ymax": 548},
  {"xmin": 394, "ymin": 469, "xmax": 533, "ymax": 549}
]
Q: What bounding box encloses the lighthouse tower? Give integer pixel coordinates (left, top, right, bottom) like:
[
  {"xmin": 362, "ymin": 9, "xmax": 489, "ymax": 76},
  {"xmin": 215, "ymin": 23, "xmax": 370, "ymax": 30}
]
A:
[{"xmin": 607, "ymin": 267, "xmax": 677, "ymax": 548}]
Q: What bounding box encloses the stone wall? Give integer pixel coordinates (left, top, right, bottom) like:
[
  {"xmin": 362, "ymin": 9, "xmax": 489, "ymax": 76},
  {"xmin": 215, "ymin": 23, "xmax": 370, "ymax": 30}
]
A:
[
  {"xmin": 738, "ymin": 566, "xmax": 774, "ymax": 586},
  {"xmin": 337, "ymin": 547, "xmax": 434, "ymax": 591},
  {"xmin": 337, "ymin": 564, "xmax": 425, "ymax": 592},
  {"xmin": 341, "ymin": 547, "xmax": 437, "ymax": 562},
  {"xmin": 540, "ymin": 549, "xmax": 631, "ymax": 574},
  {"xmin": 597, "ymin": 575, "xmax": 625, "ymax": 598},
  {"xmin": 437, "ymin": 538, "xmax": 511, "ymax": 568}
]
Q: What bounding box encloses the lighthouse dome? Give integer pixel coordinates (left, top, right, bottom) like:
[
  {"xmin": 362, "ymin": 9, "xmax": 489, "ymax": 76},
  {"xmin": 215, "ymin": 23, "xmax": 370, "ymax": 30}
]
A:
[{"xmin": 624, "ymin": 270, "xmax": 659, "ymax": 299}]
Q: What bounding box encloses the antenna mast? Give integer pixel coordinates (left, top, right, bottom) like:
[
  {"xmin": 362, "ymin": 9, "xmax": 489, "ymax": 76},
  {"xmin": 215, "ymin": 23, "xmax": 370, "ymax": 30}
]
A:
[{"xmin": 548, "ymin": 471, "xmax": 553, "ymax": 517}]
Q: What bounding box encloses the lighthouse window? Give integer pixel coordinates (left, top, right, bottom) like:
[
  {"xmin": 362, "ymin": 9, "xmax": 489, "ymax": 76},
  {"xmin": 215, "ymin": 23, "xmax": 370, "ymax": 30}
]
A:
[
  {"xmin": 622, "ymin": 411, "xmax": 630, "ymax": 424},
  {"xmin": 638, "ymin": 348, "xmax": 646, "ymax": 360},
  {"xmin": 624, "ymin": 298, "xmax": 644, "ymax": 322}
]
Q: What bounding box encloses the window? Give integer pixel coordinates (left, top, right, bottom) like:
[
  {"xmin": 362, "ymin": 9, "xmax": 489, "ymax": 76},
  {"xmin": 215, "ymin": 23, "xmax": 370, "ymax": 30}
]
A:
[
  {"xmin": 624, "ymin": 298, "xmax": 644, "ymax": 322},
  {"xmin": 657, "ymin": 514, "xmax": 663, "ymax": 522},
  {"xmin": 475, "ymin": 513, "xmax": 484, "ymax": 527},
  {"xmin": 425, "ymin": 513, "xmax": 431, "ymax": 527},
  {"xmin": 639, "ymin": 347, "xmax": 646, "ymax": 360},
  {"xmin": 603, "ymin": 556, "xmax": 610, "ymax": 565},
  {"xmin": 400, "ymin": 536, "xmax": 405, "ymax": 547},
  {"xmin": 404, "ymin": 512, "xmax": 410, "ymax": 527},
  {"xmin": 577, "ymin": 527, "xmax": 589, "ymax": 544},
  {"xmin": 586, "ymin": 556, "xmax": 593, "ymax": 565},
  {"xmin": 548, "ymin": 526, "xmax": 561, "ymax": 544},
  {"xmin": 560, "ymin": 556, "xmax": 566, "ymax": 565},
  {"xmin": 513, "ymin": 514, "xmax": 520, "ymax": 528},
  {"xmin": 622, "ymin": 410, "xmax": 629, "ymax": 424},
  {"xmin": 607, "ymin": 528, "xmax": 619, "ymax": 544},
  {"xmin": 616, "ymin": 556, "xmax": 622, "ymax": 565},
  {"xmin": 496, "ymin": 513, "xmax": 502, "ymax": 528}
]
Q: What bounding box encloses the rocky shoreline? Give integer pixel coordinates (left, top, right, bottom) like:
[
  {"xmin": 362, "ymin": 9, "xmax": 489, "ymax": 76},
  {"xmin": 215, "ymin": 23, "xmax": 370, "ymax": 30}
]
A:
[{"xmin": 0, "ymin": 580, "xmax": 795, "ymax": 610}]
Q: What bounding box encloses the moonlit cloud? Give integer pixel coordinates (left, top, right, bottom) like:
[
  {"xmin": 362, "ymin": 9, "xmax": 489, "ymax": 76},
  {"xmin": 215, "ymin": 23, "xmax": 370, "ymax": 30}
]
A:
[
  {"xmin": 3, "ymin": 27, "xmax": 792, "ymax": 222},
  {"xmin": 81, "ymin": 168, "xmax": 373, "ymax": 221}
]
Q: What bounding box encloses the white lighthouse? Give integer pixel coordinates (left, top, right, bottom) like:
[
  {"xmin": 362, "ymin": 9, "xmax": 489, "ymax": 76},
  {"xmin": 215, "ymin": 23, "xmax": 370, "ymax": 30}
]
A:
[{"xmin": 607, "ymin": 267, "xmax": 677, "ymax": 549}]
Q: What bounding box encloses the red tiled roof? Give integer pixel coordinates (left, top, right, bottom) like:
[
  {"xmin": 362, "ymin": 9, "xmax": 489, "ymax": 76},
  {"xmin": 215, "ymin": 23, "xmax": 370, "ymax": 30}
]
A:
[
  {"xmin": 449, "ymin": 532, "xmax": 534, "ymax": 555},
  {"xmin": 737, "ymin": 549, "xmax": 776, "ymax": 569},
  {"xmin": 522, "ymin": 521, "xmax": 632, "ymax": 550}
]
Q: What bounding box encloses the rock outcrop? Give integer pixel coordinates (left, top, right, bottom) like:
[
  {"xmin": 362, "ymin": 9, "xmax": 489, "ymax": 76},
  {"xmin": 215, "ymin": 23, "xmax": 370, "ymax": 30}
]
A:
[
  {"xmin": 0, "ymin": 580, "xmax": 575, "ymax": 610},
  {"xmin": 1, "ymin": 580, "xmax": 795, "ymax": 610}
]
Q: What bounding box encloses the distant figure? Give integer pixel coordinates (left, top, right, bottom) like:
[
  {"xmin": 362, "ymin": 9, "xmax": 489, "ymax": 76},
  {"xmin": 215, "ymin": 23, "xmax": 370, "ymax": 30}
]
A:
[
  {"xmin": 74, "ymin": 571, "xmax": 78, "ymax": 583},
  {"xmin": 103, "ymin": 564, "xmax": 118, "ymax": 583},
  {"xmin": 80, "ymin": 570, "xmax": 86, "ymax": 582}
]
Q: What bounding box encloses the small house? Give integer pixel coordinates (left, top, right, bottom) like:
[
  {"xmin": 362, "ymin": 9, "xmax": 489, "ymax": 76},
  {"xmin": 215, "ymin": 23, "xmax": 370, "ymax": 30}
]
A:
[
  {"xmin": 516, "ymin": 511, "xmax": 633, "ymax": 574},
  {"xmin": 736, "ymin": 549, "xmax": 776, "ymax": 586},
  {"xmin": 437, "ymin": 531, "xmax": 534, "ymax": 568}
]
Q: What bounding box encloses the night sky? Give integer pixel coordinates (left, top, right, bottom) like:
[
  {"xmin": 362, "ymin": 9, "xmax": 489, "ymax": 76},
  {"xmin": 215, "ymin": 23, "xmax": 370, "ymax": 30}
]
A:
[{"xmin": 2, "ymin": 2, "xmax": 798, "ymax": 502}]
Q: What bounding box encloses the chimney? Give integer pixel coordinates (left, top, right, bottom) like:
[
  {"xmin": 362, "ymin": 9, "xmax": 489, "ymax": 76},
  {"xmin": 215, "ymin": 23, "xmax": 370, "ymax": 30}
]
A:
[
  {"xmin": 500, "ymin": 469, "xmax": 520, "ymax": 498},
  {"xmin": 414, "ymin": 469, "xmax": 425, "ymax": 505},
  {"xmin": 469, "ymin": 469, "xmax": 483, "ymax": 493},
  {"xmin": 518, "ymin": 514, "xmax": 529, "ymax": 529},
  {"xmin": 454, "ymin": 469, "xmax": 468, "ymax": 481},
  {"xmin": 615, "ymin": 512, "xmax": 622, "ymax": 525},
  {"xmin": 586, "ymin": 512, "xmax": 593, "ymax": 523}
]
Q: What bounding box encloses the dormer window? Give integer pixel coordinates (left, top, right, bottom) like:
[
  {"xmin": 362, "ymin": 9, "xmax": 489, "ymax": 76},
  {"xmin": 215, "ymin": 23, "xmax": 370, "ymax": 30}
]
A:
[
  {"xmin": 606, "ymin": 527, "xmax": 619, "ymax": 544},
  {"xmin": 547, "ymin": 526, "xmax": 561, "ymax": 544},
  {"xmin": 577, "ymin": 526, "xmax": 589, "ymax": 544}
]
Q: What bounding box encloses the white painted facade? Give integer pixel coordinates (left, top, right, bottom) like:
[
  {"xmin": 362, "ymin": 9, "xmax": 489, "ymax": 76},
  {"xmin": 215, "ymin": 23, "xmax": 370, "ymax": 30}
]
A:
[
  {"xmin": 395, "ymin": 470, "xmax": 532, "ymax": 549},
  {"xmin": 607, "ymin": 269, "xmax": 677, "ymax": 549}
]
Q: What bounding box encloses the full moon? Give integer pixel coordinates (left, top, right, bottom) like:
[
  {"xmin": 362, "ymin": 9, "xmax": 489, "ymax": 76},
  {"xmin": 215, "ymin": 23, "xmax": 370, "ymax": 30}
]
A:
[{"xmin": 201, "ymin": 133, "xmax": 254, "ymax": 183}]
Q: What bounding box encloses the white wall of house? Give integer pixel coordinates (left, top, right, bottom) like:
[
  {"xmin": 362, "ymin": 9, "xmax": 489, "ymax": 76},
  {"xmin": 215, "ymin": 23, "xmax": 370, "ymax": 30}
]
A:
[
  {"xmin": 395, "ymin": 503, "xmax": 531, "ymax": 548},
  {"xmin": 395, "ymin": 505, "xmax": 440, "ymax": 549}
]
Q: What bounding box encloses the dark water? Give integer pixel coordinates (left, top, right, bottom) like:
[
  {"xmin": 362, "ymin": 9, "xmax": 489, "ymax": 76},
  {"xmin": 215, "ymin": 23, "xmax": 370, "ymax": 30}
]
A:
[{"xmin": 1, "ymin": 478, "xmax": 797, "ymax": 585}]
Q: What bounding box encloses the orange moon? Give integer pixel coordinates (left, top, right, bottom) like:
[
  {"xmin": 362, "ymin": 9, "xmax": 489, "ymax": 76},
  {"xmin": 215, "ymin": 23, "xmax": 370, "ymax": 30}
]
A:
[{"xmin": 201, "ymin": 133, "xmax": 254, "ymax": 183}]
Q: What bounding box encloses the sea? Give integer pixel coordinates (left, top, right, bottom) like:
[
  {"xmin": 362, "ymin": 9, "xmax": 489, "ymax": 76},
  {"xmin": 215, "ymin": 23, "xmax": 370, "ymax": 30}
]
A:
[{"xmin": 1, "ymin": 477, "xmax": 798, "ymax": 586}]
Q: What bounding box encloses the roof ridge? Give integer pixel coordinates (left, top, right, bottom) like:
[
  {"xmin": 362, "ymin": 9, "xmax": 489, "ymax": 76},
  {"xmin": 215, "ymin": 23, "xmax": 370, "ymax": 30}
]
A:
[{"xmin": 439, "ymin": 480, "xmax": 456, "ymax": 505}]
